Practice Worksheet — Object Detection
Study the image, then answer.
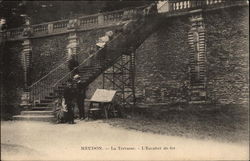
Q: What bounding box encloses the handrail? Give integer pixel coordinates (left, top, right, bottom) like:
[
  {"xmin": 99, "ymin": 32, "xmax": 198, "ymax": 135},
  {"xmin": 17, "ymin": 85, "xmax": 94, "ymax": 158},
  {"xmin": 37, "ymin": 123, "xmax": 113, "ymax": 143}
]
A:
[
  {"xmin": 27, "ymin": 58, "xmax": 68, "ymax": 89},
  {"xmin": 51, "ymin": 5, "xmax": 152, "ymax": 89},
  {"xmin": 52, "ymin": 32, "xmax": 124, "ymax": 88},
  {"xmin": 27, "ymin": 6, "xmax": 147, "ymax": 90}
]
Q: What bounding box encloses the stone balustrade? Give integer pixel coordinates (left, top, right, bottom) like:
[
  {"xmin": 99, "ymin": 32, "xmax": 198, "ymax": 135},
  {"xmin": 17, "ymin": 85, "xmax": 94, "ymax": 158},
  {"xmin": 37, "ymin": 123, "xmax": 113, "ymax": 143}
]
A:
[
  {"xmin": 2, "ymin": 6, "xmax": 142, "ymax": 41},
  {"xmin": 1, "ymin": 0, "xmax": 248, "ymax": 42}
]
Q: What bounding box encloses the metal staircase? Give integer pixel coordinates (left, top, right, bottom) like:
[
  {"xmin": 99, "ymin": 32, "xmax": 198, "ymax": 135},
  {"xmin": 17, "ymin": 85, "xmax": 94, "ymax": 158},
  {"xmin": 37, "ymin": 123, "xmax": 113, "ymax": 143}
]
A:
[
  {"xmin": 13, "ymin": 0, "xmax": 249, "ymax": 121},
  {"xmin": 13, "ymin": 12, "xmax": 162, "ymax": 121}
]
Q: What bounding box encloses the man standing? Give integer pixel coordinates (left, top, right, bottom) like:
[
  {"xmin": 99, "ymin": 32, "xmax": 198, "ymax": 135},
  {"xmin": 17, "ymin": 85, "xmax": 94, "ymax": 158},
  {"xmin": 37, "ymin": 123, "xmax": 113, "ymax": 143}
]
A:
[
  {"xmin": 68, "ymin": 53, "xmax": 79, "ymax": 75},
  {"xmin": 63, "ymin": 79, "xmax": 75, "ymax": 124},
  {"xmin": 73, "ymin": 74, "xmax": 87, "ymax": 120}
]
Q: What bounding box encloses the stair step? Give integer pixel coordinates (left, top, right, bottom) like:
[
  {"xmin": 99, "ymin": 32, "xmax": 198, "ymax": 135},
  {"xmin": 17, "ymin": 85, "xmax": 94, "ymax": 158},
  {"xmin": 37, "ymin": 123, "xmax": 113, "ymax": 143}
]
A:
[
  {"xmin": 13, "ymin": 115, "xmax": 55, "ymax": 122},
  {"xmin": 78, "ymin": 73, "xmax": 94, "ymax": 77},
  {"xmin": 35, "ymin": 103, "xmax": 51, "ymax": 107},
  {"xmin": 32, "ymin": 106, "xmax": 54, "ymax": 111},
  {"xmin": 44, "ymin": 97, "xmax": 56, "ymax": 101},
  {"xmin": 54, "ymin": 89, "xmax": 64, "ymax": 93},
  {"xmin": 57, "ymin": 86, "xmax": 65, "ymax": 89},
  {"xmin": 80, "ymin": 66, "xmax": 101, "ymax": 70},
  {"xmin": 79, "ymin": 69, "xmax": 100, "ymax": 74},
  {"xmin": 40, "ymin": 99, "xmax": 54, "ymax": 103},
  {"xmin": 21, "ymin": 110, "xmax": 54, "ymax": 115},
  {"xmin": 189, "ymin": 100, "xmax": 206, "ymax": 104},
  {"xmin": 49, "ymin": 93, "xmax": 56, "ymax": 97}
]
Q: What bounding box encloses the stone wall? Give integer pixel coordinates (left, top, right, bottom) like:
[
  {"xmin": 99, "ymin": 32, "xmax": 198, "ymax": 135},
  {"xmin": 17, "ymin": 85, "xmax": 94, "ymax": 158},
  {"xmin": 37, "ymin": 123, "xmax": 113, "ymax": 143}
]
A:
[
  {"xmin": 31, "ymin": 35, "xmax": 68, "ymax": 83},
  {"xmin": 135, "ymin": 16, "xmax": 190, "ymax": 105},
  {"xmin": 134, "ymin": 6, "xmax": 248, "ymax": 105},
  {"xmin": 205, "ymin": 7, "xmax": 249, "ymax": 104}
]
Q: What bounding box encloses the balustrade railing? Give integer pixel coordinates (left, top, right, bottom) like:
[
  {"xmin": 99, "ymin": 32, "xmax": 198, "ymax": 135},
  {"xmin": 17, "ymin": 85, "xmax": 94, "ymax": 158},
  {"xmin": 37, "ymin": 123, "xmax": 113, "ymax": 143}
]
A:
[
  {"xmin": 33, "ymin": 23, "xmax": 48, "ymax": 35},
  {"xmin": 6, "ymin": 27, "xmax": 23, "ymax": 40},
  {"xmin": 169, "ymin": 0, "xmax": 247, "ymax": 11},
  {"xmin": 52, "ymin": 19, "xmax": 68, "ymax": 34},
  {"xmin": 4, "ymin": 6, "xmax": 146, "ymax": 40},
  {"xmin": 4, "ymin": 0, "xmax": 245, "ymax": 40},
  {"xmin": 79, "ymin": 14, "xmax": 99, "ymax": 30}
]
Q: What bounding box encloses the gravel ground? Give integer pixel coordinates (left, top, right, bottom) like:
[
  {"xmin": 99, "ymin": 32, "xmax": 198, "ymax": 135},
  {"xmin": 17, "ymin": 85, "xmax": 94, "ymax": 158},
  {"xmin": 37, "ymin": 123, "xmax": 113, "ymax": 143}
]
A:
[
  {"xmin": 1, "ymin": 117, "xmax": 249, "ymax": 161},
  {"xmin": 105, "ymin": 104, "xmax": 249, "ymax": 145}
]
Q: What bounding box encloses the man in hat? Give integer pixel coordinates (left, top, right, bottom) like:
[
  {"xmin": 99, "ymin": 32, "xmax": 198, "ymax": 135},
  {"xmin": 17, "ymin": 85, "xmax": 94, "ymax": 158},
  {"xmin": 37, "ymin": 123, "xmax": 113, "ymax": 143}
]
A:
[
  {"xmin": 63, "ymin": 79, "xmax": 75, "ymax": 124},
  {"xmin": 68, "ymin": 52, "xmax": 79, "ymax": 76},
  {"xmin": 73, "ymin": 74, "xmax": 87, "ymax": 120}
]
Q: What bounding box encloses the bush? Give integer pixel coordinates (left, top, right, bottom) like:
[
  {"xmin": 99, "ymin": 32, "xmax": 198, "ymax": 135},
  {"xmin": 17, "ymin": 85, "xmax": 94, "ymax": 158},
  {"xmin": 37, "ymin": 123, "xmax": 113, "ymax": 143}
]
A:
[{"xmin": 0, "ymin": 42, "xmax": 23, "ymax": 120}]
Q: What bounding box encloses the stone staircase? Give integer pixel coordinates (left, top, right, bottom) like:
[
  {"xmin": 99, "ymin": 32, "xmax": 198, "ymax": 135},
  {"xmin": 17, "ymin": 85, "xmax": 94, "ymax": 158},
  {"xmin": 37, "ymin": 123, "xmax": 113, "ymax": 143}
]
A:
[{"xmin": 13, "ymin": 94, "xmax": 56, "ymax": 122}]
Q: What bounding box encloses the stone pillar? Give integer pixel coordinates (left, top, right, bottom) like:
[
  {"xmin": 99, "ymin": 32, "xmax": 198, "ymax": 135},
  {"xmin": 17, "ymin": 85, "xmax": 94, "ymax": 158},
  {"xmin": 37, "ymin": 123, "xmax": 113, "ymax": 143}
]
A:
[
  {"xmin": 188, "ymin": 9, "xmax": 207, "ymax": 104},
  {"xmin": 20, "ymin": 17, "xmax": 33, "ymax": 107},
  {"xmin": 67, "ymin": 19, "xmax": 80, "ymax": 62},
  {"xmin": 20, "ymin": 38, "xmax": 32, "ymax": 107},
  {"xmin": 67, "ymin": 32, "xmax": 79, "ymax": 60},
  {"xmin": 21, "ymin": 39, "xmax": 32, "ymax": 89}
]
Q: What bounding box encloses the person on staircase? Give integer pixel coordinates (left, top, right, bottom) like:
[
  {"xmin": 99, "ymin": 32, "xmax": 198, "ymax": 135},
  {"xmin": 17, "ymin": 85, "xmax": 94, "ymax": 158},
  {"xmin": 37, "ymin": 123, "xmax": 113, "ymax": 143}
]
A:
[
  {"xmin": 0, "ymin": 18, "xmax": 7, "ymax": 32},
  {"xmin": 63, "ymin": 79, "xmax": 75, "ymax": 124},
  {"xmin": 68, "ymin": 50, "xmax": 79, "ymax": 76},
  {"xmin": 73, "ymin": 74, "xmax": 87, "ymax": 120},
  {"xmin": 96, "ymin": 31, "xmax": 114, "ymax": 50}
]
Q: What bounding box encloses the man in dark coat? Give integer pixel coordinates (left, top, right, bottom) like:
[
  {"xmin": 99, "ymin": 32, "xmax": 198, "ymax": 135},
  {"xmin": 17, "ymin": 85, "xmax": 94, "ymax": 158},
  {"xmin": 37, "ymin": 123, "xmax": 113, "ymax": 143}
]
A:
[
  {"xmin": 68, "ymin": 55, "xmax": 79, "ymax": 75},
  {"xmin": 73, "ymin": 75, "xmax": 87, "ymax": 120},
  {"xmin": 63, "ymin": 79, "xmax": 75, "ymax": 124}
]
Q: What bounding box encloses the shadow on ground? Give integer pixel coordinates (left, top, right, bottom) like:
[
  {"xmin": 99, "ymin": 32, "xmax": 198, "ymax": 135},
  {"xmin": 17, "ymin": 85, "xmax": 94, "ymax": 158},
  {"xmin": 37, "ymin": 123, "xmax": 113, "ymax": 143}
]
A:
[{"xmin": 104, "ymin": 104, "xmax": 249, "ymax": 144}]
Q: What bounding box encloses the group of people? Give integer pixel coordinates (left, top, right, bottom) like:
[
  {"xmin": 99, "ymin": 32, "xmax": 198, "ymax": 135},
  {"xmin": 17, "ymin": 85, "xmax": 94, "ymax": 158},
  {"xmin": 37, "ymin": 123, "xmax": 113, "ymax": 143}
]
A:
[{"xmin": 56, "ymin": 74, "xmax": 87, "ymax": 124}]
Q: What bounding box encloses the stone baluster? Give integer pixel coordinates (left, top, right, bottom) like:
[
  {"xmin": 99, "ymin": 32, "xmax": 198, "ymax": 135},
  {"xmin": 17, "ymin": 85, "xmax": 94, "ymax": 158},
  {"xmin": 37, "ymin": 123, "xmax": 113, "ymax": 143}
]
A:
[
  {"xmin": 183, "ymin": 1, "xmax": 187, "ymax": 9},
  {"xmin": 180, "ymin": 1, "xmax": 183, "ymax": 9}
]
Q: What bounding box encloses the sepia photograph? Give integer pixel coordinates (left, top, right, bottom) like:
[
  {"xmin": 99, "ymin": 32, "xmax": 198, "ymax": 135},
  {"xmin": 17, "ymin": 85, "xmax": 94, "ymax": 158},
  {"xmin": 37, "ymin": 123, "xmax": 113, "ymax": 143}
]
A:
[{"xmin": 0, "ymin": 0, "xmax": 249, "ymax": 160}]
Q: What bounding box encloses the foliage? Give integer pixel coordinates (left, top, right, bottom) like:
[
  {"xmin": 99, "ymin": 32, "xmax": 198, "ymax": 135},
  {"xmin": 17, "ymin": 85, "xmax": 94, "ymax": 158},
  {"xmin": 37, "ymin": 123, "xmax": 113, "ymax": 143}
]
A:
[{"xmin": 0, "ymin": 41, "xmax": 23, "ymax": 119}]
